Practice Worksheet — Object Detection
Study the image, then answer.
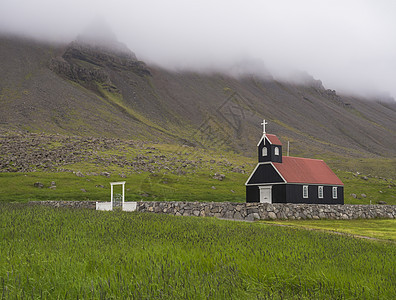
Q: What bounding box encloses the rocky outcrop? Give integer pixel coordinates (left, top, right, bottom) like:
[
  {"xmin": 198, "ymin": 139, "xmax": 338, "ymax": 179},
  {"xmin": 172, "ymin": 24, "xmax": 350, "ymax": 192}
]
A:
[
  {"xmin": 0, "ymin": 132, "xmax": 247, "ymax": 174},
  {"xmin": 49, "ymin": 57, "xmax": 112, "ymax": 86},
  {"xmin": 0, "ymin": 132, "xmax": 142, "ymax": 172},
  {"xmin": 49, "ymin": 41, "xmax": 151, "ymax": 94}
]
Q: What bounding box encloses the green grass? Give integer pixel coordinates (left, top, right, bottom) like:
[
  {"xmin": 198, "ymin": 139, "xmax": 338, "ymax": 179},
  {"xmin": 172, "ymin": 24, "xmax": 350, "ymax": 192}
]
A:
[
  {"xmin": 262, "ymin": 219, "xmax": 396, "ymax": 242},
  {"xmin": 2, "ymin": 168, "xmax": 393, "ymax": 204},
  {"xmin": 336, "ymin": 170, "xmax": 396, "ymax": 205},
  {"xmin": 329, "ymin": 157, "xmax": 396, "ymax": 179},
  {"xmin": 0, "ymin": 171, "xmax": 247, "ymax": 203},
  {"xmin": 0, "ymin": 137, "xmax": 253, "ymax": 203},
  {"xmin": 1, "ymin": 132, "xmax": 394, "ymax": 204},
  {"xmin": 0, "ymin": 166, "xmax": 394, "ymax": 205},
  {"xmin": 0, "ymin": 204, "xmax": 395, "ymax": 299}
]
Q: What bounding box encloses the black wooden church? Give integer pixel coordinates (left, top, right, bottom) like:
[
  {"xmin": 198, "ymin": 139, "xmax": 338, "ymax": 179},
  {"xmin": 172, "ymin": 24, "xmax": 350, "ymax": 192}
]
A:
[{"xmin": 246, "ymin": 120, "xmax": 344, "ymax": 204}]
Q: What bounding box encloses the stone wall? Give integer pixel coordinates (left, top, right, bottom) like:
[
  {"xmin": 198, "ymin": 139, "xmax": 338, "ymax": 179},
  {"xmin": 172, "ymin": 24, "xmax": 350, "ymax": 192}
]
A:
[
  {"xmin": 30, "ymin": 200, "xmax": 396, "ymax": 220},
  {"xmin": 29, "ymin": 200, "xmax": 96, "ymax": 210},
  {"xmin": 136, "ymin": 201, "xmax": 396, "ymax": 220}
]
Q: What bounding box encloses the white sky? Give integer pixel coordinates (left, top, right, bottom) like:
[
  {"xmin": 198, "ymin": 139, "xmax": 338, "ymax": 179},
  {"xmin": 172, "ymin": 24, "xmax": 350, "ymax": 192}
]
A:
[{"xmin": 1, "ymin": 0, "xmax": 395, "ymax": 99}]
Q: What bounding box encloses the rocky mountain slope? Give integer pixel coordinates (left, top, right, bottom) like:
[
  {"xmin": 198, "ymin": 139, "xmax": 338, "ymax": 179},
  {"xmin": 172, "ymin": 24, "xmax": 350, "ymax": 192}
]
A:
[{"xmin": 0, "ymin": 34, "xmax": 395, "ymax": 160}]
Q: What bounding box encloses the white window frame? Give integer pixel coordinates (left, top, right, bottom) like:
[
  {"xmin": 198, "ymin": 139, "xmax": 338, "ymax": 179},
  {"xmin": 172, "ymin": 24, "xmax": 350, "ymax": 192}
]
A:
[
  {"xmin": 303, "ymin": 185, "xmax": 309, "ymax": 198},
  {"xmin": 332, "ymin": 187, "xmax": 338, "ymax": 199},
  {"xmin": 262, "ymin": 147, "xmax": 268, "ymax": 157},
  {"xmin": 318, "ymin": 186, "xmax": 323, "ymax": 198},
  {"xmin": 274, "ymin": 147, "xmax": 279, "ymax": 156}
]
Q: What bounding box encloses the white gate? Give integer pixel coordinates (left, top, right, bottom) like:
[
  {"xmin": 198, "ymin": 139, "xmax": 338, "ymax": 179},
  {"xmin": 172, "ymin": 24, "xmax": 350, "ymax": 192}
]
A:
[{"xmin": 96, "ymin": 181, "xmax": 136, "ymax": 211}]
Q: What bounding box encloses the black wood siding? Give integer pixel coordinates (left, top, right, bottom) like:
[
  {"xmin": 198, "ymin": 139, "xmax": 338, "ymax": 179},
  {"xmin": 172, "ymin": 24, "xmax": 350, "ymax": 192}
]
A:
[
  {"xmin": 258, "ymin": 139, "xmax": 282, "ymax": 163},
  {"xmin": 285, "ymin": 185, "xmax": 344, "ymax": 204},
  {"xmin": 246, "ymin": 186, "xmax": 259, "ymax": 202},
  {"xmin": 273, "ymin": 185, "xmax": 286, "ymax": 203},
  {"xmin": 246, "ymin": 164, "xmax": 284, "ymax": 184},
  {"xmin": 246, "ymin": 184, "xmax": 344, "ymax": 204}
]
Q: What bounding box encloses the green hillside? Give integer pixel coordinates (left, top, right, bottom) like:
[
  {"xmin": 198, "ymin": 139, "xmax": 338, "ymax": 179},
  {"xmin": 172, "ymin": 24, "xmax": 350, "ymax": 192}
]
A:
[
  {"xmin": 0, "ymin": 132, "xmax": 394, "ymax": 204},
  {"xmin": 0, "ymin": 34, "xmax": 395, "ymax": 204},
  {"xmin": 1, "ymin": 34, "xmax": 395, "ymax": 159}
]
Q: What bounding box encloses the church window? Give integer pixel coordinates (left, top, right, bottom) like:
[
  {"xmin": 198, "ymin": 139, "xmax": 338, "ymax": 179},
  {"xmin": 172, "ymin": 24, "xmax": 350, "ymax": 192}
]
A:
[
  {"xmin": 303, "ymin": 185, "xmax": 309, "ymax": 198},
  {"xmin": 332, "ymin": 187, "xmax": 338, "ymax": 199},
  {"xmin": 318, "ymin": 186, "xmax": 323, "ymax": 198},
  {"xmin": 274, "ymin": 147, "xmax": 279, "ymax": 156},
  {"xmin": 262, "ymin": 147, "xmax": 268, "ymax": 156}
]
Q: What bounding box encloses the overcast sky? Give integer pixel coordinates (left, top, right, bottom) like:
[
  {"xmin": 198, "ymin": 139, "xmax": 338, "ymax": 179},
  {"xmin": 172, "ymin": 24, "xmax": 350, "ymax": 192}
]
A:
[{"xmin": 1, "ymin": 0, "xmax": 395, "ymax": 99}]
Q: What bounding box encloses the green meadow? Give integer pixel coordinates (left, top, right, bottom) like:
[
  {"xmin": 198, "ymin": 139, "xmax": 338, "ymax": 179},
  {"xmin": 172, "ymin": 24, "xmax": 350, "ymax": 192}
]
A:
[
  {"xmin": 1, "ymin": 135, "xmax": 395, "ymax": 299},
  {"xmin": 0, "ymin": 168, "xmax": 394, "ymax": 204},
  {"xmin": 262, "ymin": 219, "xmax": 396, "ymax": 242},
  {"xmin": 0, "ymin": 142, "xmax": 394, "ymax": 205},
  {"xmin": 1, "ymin": 131, "xmax": 394, "ymax": 204},
  {"xmin": 1, "ymin": 204, "xmax": 395, "ymax": 299}
]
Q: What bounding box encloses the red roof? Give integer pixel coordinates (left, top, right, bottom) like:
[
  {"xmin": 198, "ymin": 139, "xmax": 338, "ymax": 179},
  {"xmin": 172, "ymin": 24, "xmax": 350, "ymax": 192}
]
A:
[
  {"xmin": 273, "ymin": 157, "xmax": 343, "ymax": 185},
  {"xmin": 257, "ymin": 134, "xmax": 283, "ymax": 146},
  {"xmin": 266, "ymin": 134, "xmax": 282, "ymax": 145}
]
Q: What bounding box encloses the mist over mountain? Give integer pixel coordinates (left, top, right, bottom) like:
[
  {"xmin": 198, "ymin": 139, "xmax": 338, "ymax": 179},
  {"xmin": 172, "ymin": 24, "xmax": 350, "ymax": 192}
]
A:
[
  {"xmin": 1, "ymin": 0, "xmax": 395, "ymax": 99},
  {"xmin": 74, "ymin": 17, "xmax": 135, "ymax": 59}
]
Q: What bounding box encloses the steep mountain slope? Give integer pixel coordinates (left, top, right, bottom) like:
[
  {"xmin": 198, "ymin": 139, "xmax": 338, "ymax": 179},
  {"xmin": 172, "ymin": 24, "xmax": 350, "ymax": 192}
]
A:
[{"xmin": 0, "ymin": 34, "xmax": 395, "ymax": 160}]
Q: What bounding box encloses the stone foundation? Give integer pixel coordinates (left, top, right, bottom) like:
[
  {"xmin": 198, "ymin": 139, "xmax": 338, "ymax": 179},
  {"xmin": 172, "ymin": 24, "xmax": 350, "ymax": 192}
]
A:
[
  {"xmin": 30, "ymin": 201, "xmax": 395, "ymax": 220},
  {"xmin": 137, "ymin": 201, "xmax": 396, "ymax": 220}
]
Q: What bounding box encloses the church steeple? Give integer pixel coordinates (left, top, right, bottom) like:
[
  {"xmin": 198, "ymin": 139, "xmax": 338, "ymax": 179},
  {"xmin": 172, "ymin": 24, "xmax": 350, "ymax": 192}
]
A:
[{"xmin": 257, "ymin": 120, "xmax": 282, "ymax": 163}]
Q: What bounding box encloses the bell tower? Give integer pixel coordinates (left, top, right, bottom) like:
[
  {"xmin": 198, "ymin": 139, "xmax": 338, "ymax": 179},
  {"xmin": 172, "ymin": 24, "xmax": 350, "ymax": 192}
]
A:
[{"xmin": 257, "ymin": 120, "xmax": 282, "ymax": 163}]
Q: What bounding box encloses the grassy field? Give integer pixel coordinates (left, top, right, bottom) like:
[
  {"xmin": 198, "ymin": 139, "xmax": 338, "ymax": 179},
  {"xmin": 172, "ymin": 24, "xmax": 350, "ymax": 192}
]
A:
[
  {"xmin": 1, "ymin": 203, "xmax": 395, "ymax": 299},
  {"xmin": 0, "ymin": 168, "xmax": 394, "ymax": 204},
  {"xmin": 1, "ymin": 132, "xmax": 395, "ymax": 204},
  {"xmin": 262, "ymin": 219, "xmax": 396, "ymax": 242},
  {"xmin": 0, "ymin": 170, "xmax": 247, "ymax": 203}
]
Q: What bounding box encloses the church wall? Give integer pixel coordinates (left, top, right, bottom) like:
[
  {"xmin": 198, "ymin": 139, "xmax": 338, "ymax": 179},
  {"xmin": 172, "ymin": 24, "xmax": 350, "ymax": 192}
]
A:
[
  {"xmin": 246, "ymin": 186, "xmax": 259, "ymax": 202},
  {"xmin": 285, "ymin": 185, "xmax": 344, "ymax": 205},
  {"xmin": 246, "ymin": 184, "xmax": 343, "ymax": 205},
  {"xmin": 273, "ymin": 184, "xmax": 287, "ymax": 203}
]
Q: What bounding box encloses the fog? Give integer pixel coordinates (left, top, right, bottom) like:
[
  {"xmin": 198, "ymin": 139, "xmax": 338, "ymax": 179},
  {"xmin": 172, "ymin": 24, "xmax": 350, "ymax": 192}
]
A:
[{"xmin": 1, "ymin": 0, "xmax": 395, "ymax": 99}]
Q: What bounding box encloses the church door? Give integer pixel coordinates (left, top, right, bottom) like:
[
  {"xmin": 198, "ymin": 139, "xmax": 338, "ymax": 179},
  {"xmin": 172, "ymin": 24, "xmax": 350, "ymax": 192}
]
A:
[{"xmin": 259, "ymin": 186, "xmax": 272, "ymax": 203}]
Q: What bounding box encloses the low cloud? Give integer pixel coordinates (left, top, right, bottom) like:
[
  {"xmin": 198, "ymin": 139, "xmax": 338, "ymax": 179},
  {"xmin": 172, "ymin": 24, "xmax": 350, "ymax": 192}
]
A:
[{"xmin": 1, "ymin": 0, "xmax": 395, "ymax": 99}]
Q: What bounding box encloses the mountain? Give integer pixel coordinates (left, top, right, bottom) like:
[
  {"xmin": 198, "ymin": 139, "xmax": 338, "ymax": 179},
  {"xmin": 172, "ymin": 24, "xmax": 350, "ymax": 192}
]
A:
[{"xmin": 0, "ymin": 33, "xmax": 395, "ymax": 162}]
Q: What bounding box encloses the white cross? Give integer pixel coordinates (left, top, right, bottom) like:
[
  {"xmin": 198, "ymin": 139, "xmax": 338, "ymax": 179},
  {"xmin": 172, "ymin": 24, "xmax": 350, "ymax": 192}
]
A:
[{"xmin": 261, "ymin": 119, "xmax": 268, "ymax": 134}]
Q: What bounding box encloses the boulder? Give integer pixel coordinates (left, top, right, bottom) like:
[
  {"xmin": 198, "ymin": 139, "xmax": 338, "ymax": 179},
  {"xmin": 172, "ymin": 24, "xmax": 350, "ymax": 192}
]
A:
[
  {"xmin": 213, "ymin": 173, "xmax": 226, "ymax": 181},
  {"xmin": 34, "ymin": 182, "xmax": 44, "ymax": 188}
]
